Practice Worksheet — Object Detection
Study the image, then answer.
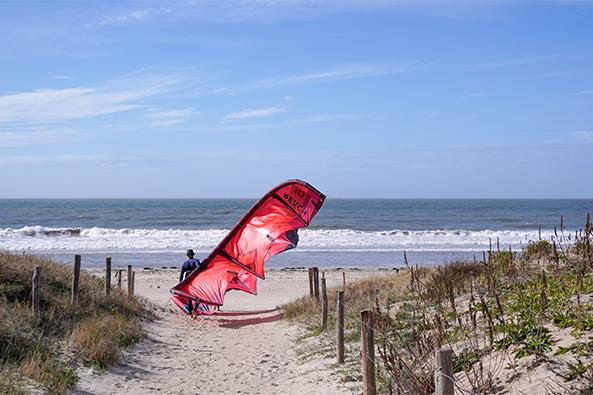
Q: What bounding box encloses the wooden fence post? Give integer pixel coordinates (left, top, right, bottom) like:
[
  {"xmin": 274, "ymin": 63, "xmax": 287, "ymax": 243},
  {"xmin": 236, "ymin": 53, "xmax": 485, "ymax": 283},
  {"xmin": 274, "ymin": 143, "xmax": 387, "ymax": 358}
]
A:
[
  {"xmin": 342, "ymin": 271, "xmax": 346, "ymax": 289},
  {"xmin": 32, "ymin": 266, "xmax": 41, "ymax": 320},
  {"xmin": 361, "ymin": 309, "xmax": 376, "ymax": 395},
  {"xmin": 308, "ymin": 268, "xmax": 314, "ymax": 297},
  {"xmin": 127, "ymin": 265, "xmax": 133, "ymax": 297},
  {"xmin": 71, "ymin": 254, "xmax": 81, "ymax": 305},
  {"xmin": 313, "ymin": 267, "xmax": 320, "ymax": 300},
  {"xmin": 117, "ymin": 269, "xmax": 123, "ymax": 288},
  {"xmin": 435, "ymin": 348, "xmax": 454, "ymax": 395},
  {"xmin": 105, "ymin": 257, "xmax": 111, "ymax": 295},
  {"xmin": 130, "ymin": 271, "xmax": 135, "ymax": 296},
  {"xmin": 336, "ymin": 290, "xmax": 345, "ymax": 363},
  {"xmin": 321, "ymin": 276, "xmax": 328, "ymax": 331}
]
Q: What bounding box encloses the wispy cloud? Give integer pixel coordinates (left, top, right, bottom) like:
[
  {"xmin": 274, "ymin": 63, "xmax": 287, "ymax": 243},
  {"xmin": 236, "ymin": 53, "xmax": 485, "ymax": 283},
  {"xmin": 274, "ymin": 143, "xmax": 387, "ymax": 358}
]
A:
[
  {"xmin": 456, "ymin": 92, "xmax": 486, "ymax": 98},
  {"xmin": 145, "ymin": 108, "xmax": 199, "ymax": 126},
  {"xmin": 518, "ymin": 67, "xmax": 593, "ymax": 80},
  {"xmin": 0, "ymin": 72, "xmax": 190, "ymax": 124},
  {"xmin": 171, "ymin": 1, "xmax": 514, "ymax": 24},
  {"xmin": 212, "ymin": 113, "xmax": 367, "ymax": 131},
  {"xmin": 573, "ymin": 130, "xmax": 593, "ymax": 142},
  {"xmin": 225, "ymin": 106, "xmax": 286, "ymax": 120},
  {"xmin": 303, "ymin": 114, "xmax": 366, "ymax": 123},
  {"xmin": 573, "ymin": 90, "xmax": 593, "ymax": 95},
  {"xmin": 464, "ymin": 55, "xmax": 552, "ymax": 70},
  {"xmin": 51, "ymin": 75, "xmax": 72, "ymax": 80},
  {"xmin": 212, "ymin": 63, "xmax": 420, "ymax": 94},
  {"xmin": 98, "ymin": 8, "xmax": 171, "ymax": 25}
]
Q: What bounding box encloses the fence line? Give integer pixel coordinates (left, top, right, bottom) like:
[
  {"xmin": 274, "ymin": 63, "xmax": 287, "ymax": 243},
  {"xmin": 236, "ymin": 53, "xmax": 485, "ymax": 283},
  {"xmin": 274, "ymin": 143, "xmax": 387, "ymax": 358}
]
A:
[{"xmin": 313, "ymin": 273, "xmax": 478, "ymax": 395}]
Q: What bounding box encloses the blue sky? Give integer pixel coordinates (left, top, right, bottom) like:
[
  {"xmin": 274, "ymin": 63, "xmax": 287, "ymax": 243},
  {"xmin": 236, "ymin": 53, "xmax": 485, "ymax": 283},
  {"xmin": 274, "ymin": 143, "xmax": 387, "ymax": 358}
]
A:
[{"xmin": 1, "ymin": 1, "xmax": 592, "ymax": 198}]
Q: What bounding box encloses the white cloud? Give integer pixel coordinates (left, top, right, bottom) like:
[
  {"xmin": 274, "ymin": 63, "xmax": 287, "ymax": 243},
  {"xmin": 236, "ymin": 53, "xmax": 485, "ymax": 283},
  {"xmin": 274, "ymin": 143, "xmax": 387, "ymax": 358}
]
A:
[
  {"xmin": 0, "ymin": 72, "xmax": 189, "ymax": 124},
  {"xmin": 173, "ymin": 1, "xmax": 509, "ymax": 24},
  {"xmin": 573, "ymin": 90, "xmax": 593, "ymax": 95},
  {"xmin": 99, "ymin": 8, "xmax": 157, "ymax": 25},
  {"xmin": 145, "ymin": 108, "xmax": 199, "ymax": 126},
  {"xmin": 212, "ymin": 63, "xmax": 419, "ymax": 94},
  {"xmin": 457, "ymin": 92, "xmax": 486, "ymax": 98},
  {"xmin": 211, "ymin": 112, "xmax": 365, "ymax": 131},
  {"xmin": 225, "ymin": 106, "xmax": 286, "ymax": 120},
  {"xmin": 51, "ymin": 75, "xmax": 72, "ymax": 80},
  {"xmin": 573, "ymin": 130, "xmax": 593, "ymax": 142},
  {"xmin": 303, "ymin": 114, "xmax": 366, "ymax": 123},
  {"xmin": 464, "ymin": 56, "xmax": 552, "ymax": 70},
  {"xmin": 282, "ymin": 95, "xmax": 295, "ymax": 101}
]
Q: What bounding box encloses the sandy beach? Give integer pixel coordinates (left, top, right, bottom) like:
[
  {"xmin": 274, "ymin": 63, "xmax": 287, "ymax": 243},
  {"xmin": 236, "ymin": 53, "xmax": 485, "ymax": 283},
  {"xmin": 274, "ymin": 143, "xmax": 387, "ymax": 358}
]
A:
[{"xmin": 71, "ymin": 268, "xmax": 386, "ymax": 395}]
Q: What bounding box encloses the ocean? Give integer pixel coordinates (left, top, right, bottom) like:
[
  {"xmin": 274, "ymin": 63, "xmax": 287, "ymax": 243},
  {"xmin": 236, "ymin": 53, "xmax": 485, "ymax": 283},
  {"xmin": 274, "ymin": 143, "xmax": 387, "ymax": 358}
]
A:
[{"xmin": 0, "ymin": 199, "xmax": 591, "ymax": 269}]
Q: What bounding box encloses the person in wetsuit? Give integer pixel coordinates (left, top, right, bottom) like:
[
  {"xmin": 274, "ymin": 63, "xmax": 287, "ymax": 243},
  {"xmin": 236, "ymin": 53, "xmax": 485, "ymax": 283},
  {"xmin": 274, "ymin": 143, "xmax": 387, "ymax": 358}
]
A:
[
  {"xmin": 179, "ymin": 249, "xmax": 202, "ymax": 282},
  {"xmin": 178, "ymin": 249, "xmax": 205, "ymax": 314}
]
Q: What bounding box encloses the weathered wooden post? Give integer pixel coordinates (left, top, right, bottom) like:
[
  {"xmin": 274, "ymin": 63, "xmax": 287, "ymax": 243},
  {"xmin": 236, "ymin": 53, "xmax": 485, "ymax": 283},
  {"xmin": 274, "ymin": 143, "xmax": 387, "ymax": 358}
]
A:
[
  {"xmin": 361, "ymin": 309, "xmax": 376, "ymax": 395},
  {"xmin": 321, "ymin": 275, "xmax": 328, "ymax": 331},
  {"xmin": 105, "ymin": 257, "xmax": 112, "ymax": 295},
  {"xmin": 117, "ymin": 269, "xmax": 123, "ymax": 288},
  {"xmin": 32, "ymin": 266, "xmax": 41, "ymax": 320},
  {"xmin": 130, "ymin": 270, "xmax": 135, "ymax": 297},
  {"xmin": 342, "ymin": 271, "xmax": 346, "ymax": 289},
  {"xmin": 308, "ymin": 268, "xmax": 314, "ymax": 297},
  {"xmin": 435, "ymin": 348, "xmax": 454, "ymax": 395},
  {"xmin": 313, "ymin": 267, "xmax": 320, "ymax": 301},
  {"xmin": 127, "ymin": 265, "xmax": 133, "ymax": 297},
  {"xmin": 336, "ymin": 290, "xmax": 345, "ymax": 363},
  {"xmin": 71, "ymin": 254, "xmax": 81, "ymax": 305}
]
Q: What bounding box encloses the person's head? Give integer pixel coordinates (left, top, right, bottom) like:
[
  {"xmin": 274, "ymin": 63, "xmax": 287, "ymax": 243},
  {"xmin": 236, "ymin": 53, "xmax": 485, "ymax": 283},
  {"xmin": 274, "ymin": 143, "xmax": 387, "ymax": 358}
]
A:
[{"xmin": 186, "ymin": 249, "xmax": 195, "ymax": 258}]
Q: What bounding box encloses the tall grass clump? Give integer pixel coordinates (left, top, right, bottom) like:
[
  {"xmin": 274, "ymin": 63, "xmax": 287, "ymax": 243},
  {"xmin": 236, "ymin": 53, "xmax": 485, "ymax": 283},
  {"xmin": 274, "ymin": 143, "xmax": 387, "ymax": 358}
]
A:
[{"xmin": 0, "ymin": 252, "xmax": 152, "ymax": 393}]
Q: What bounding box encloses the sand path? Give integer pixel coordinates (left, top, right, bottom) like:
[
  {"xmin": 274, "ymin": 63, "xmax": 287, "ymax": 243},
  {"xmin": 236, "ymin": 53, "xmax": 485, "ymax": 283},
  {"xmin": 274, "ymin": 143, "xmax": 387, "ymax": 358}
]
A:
[{"xmin": 72, "ymin": 269, "xmax": 376, "ymax": 394}]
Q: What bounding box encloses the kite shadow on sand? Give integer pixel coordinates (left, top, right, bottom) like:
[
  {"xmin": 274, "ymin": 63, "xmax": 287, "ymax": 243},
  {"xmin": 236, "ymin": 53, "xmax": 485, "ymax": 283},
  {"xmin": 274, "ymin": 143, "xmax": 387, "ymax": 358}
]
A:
[{"xmin": 208, "ymin": 308, "xmax": 284, "ymax": 329}]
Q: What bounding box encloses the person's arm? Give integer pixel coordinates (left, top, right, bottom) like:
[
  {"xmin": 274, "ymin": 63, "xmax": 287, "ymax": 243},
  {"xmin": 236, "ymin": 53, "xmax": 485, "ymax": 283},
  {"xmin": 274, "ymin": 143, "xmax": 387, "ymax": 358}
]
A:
[{"xmin": 179, "ymin": 262, "xmax": 187, "ymax": 282}]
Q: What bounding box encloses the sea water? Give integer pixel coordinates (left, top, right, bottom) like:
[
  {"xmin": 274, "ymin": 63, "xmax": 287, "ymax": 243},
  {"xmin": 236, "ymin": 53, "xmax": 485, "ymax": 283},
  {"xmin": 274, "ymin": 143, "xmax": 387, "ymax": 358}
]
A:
[{"xmin": 0, "ymin": 199, "xmax": 591, "ymax": 268}]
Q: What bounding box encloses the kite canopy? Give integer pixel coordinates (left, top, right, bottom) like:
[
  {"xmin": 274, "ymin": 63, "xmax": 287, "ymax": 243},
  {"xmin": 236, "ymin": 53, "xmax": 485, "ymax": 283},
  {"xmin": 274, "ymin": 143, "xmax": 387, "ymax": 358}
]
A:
[{"xmin": 170, "ymin": 179, "xmax": 325, "ymax": 315}]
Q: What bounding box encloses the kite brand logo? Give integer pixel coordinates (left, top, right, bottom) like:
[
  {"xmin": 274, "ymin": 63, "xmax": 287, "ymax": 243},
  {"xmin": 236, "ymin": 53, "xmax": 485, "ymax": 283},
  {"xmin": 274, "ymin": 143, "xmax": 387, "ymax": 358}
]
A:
[
  {"xmin": 281, "ymin": 186, "xmax": 312, "ymax": 218},
  {"xmin": 293, "ymin": 187, "xmax": 306, "ymax": 198},
  {"xmin": 283, "ymin": 193, "xmax": 304, "ymax": 212}
]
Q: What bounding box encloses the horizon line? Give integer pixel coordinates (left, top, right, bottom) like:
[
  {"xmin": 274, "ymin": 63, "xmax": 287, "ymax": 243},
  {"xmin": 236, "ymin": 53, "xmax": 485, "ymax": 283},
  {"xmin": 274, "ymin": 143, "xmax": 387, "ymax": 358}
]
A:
[{"xmin": 1, "ymin": 197, "xmax": 592, "ymax": 200}]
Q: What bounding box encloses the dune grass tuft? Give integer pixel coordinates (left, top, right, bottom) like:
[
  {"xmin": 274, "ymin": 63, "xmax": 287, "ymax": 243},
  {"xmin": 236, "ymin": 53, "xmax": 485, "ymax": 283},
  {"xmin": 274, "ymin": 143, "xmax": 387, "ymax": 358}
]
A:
[
  {"xmin": 0, "ymin": 252, "xmax": 152, "ymax": 393},
  {"xmin": 70, "ymin": 314, "xmax": 143, "ymax": 368}
]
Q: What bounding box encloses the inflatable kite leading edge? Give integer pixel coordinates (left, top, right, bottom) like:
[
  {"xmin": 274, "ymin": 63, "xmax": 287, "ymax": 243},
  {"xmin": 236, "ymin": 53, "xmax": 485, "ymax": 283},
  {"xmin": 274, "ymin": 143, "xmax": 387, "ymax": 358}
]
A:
[{"xmin": 170, "ymin": 179, "xmax": 326, "ymax": 315}]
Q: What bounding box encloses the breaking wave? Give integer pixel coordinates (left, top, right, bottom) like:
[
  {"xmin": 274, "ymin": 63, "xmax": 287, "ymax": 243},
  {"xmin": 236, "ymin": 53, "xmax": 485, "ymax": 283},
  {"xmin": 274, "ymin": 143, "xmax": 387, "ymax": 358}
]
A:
[{"xmin": 0, "ymin": 226, "xmax": 555, "ymax": 253}]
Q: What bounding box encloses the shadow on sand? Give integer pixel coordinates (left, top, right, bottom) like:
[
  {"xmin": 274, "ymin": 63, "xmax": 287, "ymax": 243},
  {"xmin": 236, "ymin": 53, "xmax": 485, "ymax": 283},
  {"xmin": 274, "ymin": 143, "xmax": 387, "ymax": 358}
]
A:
[{"xmin": 208, "ymin": 309, "xmax": 284, "ymax": 329}]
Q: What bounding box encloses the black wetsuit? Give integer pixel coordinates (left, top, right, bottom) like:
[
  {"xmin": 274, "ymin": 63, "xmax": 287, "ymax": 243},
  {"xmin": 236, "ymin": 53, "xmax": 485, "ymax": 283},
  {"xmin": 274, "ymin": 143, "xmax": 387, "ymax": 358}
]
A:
[{"xmin": 179, "ymin": 258, "xmax": 202, "ymax": 282}]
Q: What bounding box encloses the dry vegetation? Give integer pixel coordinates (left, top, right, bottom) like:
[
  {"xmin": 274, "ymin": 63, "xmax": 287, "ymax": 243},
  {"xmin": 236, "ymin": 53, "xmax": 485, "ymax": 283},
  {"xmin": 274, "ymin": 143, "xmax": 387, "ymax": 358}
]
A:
[
  {"xmin": 0, "ymin": 252, "xmax": 152, "ymax": 393},
  {"xmin": 284, "ymin": 213, "xmax": 593, "ymax": 394}
]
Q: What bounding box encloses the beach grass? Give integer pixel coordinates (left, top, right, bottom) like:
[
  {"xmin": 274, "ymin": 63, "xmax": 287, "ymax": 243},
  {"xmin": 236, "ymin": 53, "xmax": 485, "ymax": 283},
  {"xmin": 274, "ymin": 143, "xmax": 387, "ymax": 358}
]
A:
[
  {"xmin": 284, "ymin": 214, "xmax": 593, "ymax": 394},
  {"xmin": 0, "ymin": 252, "xmax": 152, "ymax": 393}
]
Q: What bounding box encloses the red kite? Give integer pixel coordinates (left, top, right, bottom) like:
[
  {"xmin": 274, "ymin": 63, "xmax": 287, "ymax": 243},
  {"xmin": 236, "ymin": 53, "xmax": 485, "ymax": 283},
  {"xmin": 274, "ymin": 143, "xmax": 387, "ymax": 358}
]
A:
[{"xmin": 170, "ymin": 180, "xmax": 325, "ymax": 315}]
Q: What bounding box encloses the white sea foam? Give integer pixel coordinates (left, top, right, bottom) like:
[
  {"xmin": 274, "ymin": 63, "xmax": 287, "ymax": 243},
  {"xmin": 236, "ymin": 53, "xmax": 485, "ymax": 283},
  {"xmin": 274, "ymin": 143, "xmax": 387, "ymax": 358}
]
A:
[{"xmin": 0, "ymin": 226, "xmax": 557, "ymax": 253}]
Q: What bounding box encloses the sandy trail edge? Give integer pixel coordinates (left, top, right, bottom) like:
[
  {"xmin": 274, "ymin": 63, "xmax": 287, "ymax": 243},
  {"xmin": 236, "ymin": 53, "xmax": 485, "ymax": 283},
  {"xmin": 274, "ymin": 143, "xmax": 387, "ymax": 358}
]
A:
[{"xmin": 71, "ymin": 268, "xmax": 384, "ymax": 395}]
